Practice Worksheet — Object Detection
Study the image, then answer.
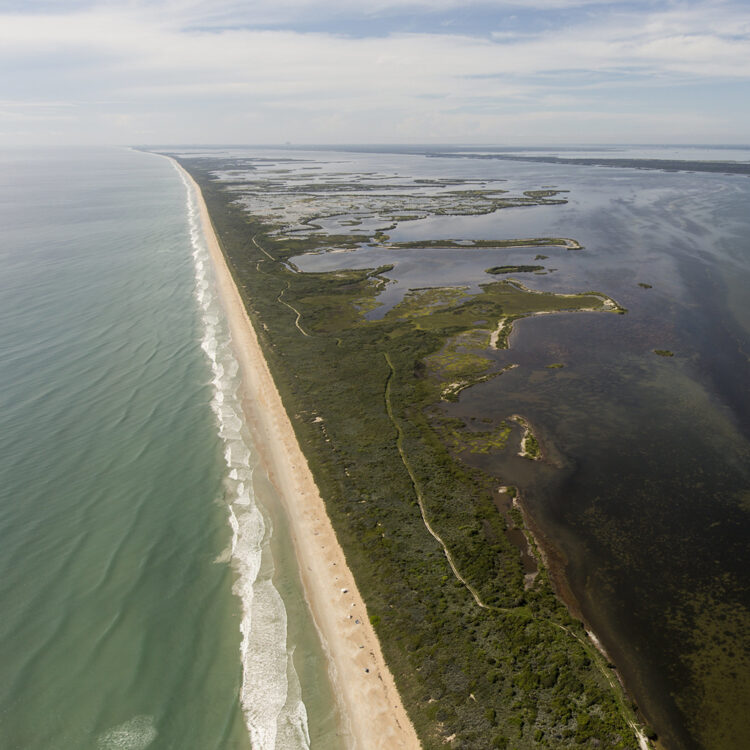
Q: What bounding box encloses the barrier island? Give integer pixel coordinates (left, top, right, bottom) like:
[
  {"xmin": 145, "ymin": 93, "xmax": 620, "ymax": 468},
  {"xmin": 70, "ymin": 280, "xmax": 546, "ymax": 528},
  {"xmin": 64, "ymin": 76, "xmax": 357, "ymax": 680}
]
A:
[{"xmin": 168, "ymin": 152, "xmax": 650, "ymax": 750}]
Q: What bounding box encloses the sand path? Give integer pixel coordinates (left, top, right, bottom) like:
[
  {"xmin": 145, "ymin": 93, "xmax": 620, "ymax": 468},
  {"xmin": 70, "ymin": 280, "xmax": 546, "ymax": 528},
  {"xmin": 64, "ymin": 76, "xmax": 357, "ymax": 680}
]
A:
[{"xmin": 176, "ymin": 161, "xmax": 420, "ymax": 750}]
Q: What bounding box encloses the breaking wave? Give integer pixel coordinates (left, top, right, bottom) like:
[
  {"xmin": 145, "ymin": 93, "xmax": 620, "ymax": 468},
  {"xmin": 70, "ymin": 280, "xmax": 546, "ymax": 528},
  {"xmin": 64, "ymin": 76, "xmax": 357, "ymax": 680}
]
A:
[{"xmin": 175, "ymin": 165, "xmax": 310, "ymax": 750}]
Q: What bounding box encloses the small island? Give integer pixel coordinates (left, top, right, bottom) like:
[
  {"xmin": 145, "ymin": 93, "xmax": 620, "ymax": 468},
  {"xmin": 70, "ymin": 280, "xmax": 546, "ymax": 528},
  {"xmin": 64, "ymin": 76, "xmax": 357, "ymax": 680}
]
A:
[{"xmin": 485, "ymin": 264, "xmax": 546, "ymax": 275}]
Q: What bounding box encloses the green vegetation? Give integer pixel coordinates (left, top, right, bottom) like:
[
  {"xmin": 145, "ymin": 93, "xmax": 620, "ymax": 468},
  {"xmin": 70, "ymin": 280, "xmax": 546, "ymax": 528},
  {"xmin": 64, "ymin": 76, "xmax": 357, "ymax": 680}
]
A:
[
  {"xmin": 179, "ymin": 157, "xmax": 644, "ymax": 750},
  {"xmin": 275, "ymin": 233, "xmax": 364, "ymax": 254},
  {"xmin": 388, "ymin": 287, "xmax": 471, "ymax": 319},
  {"xmin": 513, "ymin": 416, "xmax": 541, "ymax": 460},
  {"xmin": 387, "ymin": 237, "xmax": 581, "ymax": 250},
  {"xmin": 546, "ymin": 363, "xmax": 565, "ymax": 369},
  {"xmin": 439, "ymin": 419, "xmax": 514, "ymax": 455},
  {"xmin": 486, "ymin": 265, "xmax": 545, "ymax": 275},
  {"xmin": 523, "ymin": 189, "xmax": 568, "ymax": 199},
  {"xmin": 524, "ymin": 433, "xmax": 541, "ymax": 460},
  {"xmin": 654, "ymin": 349, "xmax": 674, "ymax": 357}
]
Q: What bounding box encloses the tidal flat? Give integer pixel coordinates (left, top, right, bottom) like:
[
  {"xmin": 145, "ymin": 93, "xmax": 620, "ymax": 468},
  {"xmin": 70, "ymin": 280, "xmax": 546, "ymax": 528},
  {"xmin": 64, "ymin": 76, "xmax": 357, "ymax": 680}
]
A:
[{"xmin": 163, "ymin": 146, "xmax": 750, "ymax": 750}]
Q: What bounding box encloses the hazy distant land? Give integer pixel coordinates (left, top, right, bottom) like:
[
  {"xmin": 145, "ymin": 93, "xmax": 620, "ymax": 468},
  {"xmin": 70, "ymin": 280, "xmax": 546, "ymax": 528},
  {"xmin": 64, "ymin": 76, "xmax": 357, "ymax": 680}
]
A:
[{"xmin": 427, "ymin": 152, "xmax": 750, "ymax": 176}]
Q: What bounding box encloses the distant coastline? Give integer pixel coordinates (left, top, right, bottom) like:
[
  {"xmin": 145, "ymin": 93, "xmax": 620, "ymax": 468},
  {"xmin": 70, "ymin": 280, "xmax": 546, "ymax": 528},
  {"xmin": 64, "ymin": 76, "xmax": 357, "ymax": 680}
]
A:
[{"xmin": 425, "ymin": 151, "xmax": 750, "ymax": 176}]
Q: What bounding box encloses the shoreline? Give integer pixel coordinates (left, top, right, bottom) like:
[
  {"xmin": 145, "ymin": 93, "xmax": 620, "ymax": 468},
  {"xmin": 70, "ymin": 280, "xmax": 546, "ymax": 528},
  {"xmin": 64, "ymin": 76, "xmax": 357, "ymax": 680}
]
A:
[
  {"xmin": 174, "ymin": 159, "xmax": 420, "ymax": 749},
  {"xmin": 511, "ymin": 492, "xmax": 651, "ymax": 750}
]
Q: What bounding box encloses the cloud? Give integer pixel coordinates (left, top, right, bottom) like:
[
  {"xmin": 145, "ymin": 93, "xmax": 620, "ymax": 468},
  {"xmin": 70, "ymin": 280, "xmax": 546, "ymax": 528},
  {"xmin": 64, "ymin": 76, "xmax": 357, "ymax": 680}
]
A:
[
  {"xmin": 5, "ymin": 0, "xmax": 634, "ymax": 26},
  {"xmin": 1, "ymin": 0, "xmax": 749, "ymax": 144}
]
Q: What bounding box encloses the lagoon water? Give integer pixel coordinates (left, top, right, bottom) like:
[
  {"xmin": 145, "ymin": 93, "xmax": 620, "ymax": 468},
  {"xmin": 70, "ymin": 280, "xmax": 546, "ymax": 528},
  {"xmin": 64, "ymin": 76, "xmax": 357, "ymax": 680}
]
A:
[{"xmin": 0, "ymin": 148, "xmax": 340, "ymax": 749}]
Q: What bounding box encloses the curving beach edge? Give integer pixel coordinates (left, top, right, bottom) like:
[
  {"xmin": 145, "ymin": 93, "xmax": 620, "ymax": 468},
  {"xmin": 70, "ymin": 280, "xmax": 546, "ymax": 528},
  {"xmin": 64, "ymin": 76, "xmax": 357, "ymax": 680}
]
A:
[{"xmin": 173, "ymin": 159, "xmax": 421, "ymax": 750}]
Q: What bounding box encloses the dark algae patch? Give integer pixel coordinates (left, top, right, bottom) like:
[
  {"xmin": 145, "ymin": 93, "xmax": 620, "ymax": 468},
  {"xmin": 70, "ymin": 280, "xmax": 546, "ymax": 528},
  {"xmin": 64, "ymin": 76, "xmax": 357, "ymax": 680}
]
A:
[
  {"xmin": 389, "ymin": 237, "xmax": 583, "ymax": 250},
  {"xmin": 486, "ymin": 265, "xmax": 546, "ymax": 275},
  {"xmin": 171, "ymin": 152, "xmax": 648, "ymax": 749}
]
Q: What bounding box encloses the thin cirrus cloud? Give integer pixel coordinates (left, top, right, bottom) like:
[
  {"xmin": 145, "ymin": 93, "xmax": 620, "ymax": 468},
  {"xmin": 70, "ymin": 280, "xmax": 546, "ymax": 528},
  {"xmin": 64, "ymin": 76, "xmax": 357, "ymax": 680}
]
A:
[{"xmin": 0, "ymin": 0, "xmax": 748, "ymax": 144}]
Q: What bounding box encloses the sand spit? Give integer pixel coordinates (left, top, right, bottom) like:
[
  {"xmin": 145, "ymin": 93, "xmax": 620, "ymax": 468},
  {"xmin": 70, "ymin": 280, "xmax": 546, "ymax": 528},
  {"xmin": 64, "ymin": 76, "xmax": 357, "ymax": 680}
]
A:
[{"xmin": 175, "ymin": 161, "xmax": 420, "ymax": 750}]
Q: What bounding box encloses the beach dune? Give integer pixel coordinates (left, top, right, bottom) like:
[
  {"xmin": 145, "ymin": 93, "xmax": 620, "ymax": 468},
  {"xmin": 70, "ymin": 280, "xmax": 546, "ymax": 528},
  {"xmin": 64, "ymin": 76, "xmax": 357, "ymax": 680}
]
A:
[{"xmin": 177, "ymin": 162, "xmax": 420, "ymax": 750}]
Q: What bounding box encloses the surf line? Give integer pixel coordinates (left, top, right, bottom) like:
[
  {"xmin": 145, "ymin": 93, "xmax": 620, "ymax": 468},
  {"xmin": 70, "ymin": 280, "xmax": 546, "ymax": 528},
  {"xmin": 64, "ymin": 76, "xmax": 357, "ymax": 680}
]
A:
[{"xmin": 175, "ymin": 160, "xmax": 312, "ymax": 750}]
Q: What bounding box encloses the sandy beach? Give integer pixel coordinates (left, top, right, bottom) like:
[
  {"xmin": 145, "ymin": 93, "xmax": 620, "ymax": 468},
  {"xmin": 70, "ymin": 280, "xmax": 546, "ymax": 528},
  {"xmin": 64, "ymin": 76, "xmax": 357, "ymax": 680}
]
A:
[{"xmin": 176, "ymin": 161, "xmax": 420, "ymax": 750}]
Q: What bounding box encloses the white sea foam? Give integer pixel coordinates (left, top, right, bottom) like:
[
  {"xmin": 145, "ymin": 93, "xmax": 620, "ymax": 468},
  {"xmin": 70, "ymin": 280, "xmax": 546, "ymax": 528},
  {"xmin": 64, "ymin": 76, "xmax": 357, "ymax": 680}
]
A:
[
  {"xmin": 96, "ymin": 715, "xmax": 157, "ymax": 750},
  {"xmin": 175, "ymin": 166, "xmax": 310, "ymax": 749}
]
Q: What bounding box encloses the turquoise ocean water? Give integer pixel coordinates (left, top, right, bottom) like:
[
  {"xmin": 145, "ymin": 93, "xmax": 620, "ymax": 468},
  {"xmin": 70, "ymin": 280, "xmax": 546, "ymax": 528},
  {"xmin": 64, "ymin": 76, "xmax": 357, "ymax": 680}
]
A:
[{"xmin": 0, "ymin": 148, "xmax": 339, "ymax": 749}]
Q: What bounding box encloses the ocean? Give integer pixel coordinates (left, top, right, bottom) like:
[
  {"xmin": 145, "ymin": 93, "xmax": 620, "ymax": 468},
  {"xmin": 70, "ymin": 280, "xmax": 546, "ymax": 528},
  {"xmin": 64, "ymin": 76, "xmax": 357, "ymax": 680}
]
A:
[{"xmin": 0, "ymin": 148, "xmax": 340, "ymax": 749}]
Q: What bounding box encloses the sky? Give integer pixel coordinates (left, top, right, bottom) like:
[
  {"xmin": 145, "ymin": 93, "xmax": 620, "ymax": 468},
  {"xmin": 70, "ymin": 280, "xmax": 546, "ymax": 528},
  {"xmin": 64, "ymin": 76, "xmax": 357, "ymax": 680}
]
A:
[{"xmin": 1, "ymin": 0, "xmax": 749, "ymax": 146}]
